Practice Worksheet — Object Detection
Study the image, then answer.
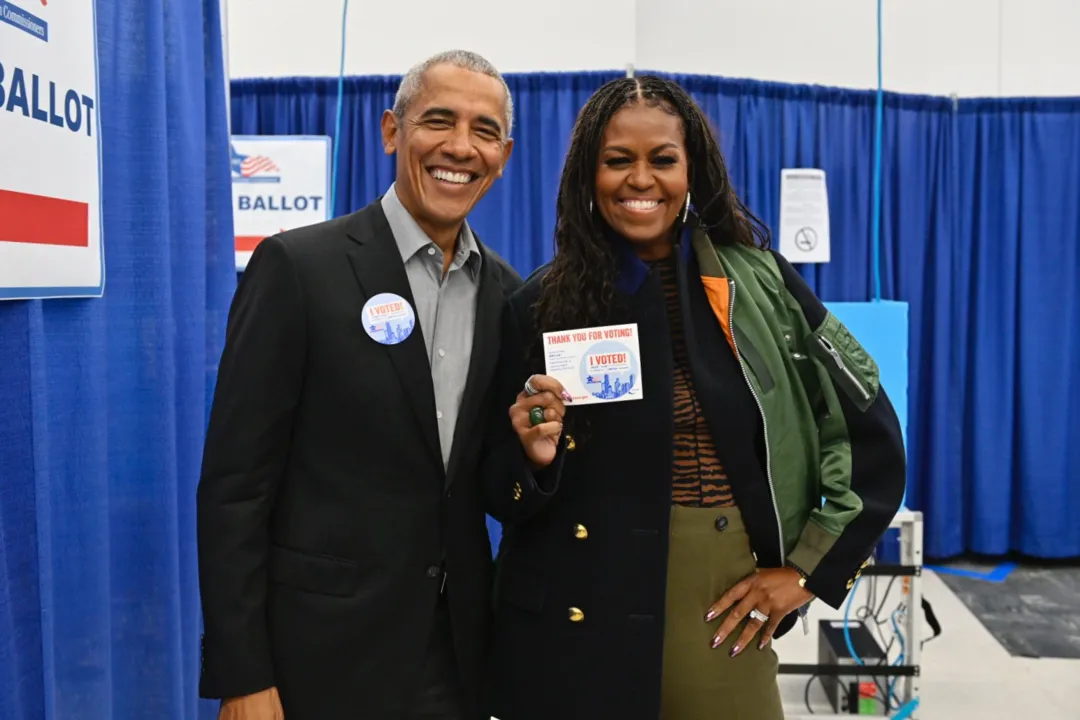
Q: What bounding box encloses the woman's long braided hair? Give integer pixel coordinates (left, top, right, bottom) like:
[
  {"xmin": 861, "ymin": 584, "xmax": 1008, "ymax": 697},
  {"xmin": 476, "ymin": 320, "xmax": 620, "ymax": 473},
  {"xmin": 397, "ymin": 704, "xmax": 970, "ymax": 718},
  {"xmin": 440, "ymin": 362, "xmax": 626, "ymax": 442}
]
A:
[{"xmin": 530, "ymin": 75, "xmax": 770, "ymax": 356}]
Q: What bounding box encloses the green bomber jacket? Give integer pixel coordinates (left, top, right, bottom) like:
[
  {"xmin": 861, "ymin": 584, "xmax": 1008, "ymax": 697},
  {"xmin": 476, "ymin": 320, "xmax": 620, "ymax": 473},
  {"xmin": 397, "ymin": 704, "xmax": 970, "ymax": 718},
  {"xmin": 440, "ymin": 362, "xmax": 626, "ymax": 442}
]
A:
[
  {"xmin": 483, "ymin": 223, "xmax": 907, "ymax": 612},
  {"xmin": 694, "ymin": 227, "xmax": 907, "ymax": 608}
]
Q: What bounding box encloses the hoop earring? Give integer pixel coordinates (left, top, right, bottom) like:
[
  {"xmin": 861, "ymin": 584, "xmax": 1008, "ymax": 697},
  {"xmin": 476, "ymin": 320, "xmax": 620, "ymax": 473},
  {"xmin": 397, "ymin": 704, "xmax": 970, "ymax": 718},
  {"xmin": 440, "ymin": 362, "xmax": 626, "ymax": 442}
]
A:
[{"xmin": 682, "ymin": 192, "xmax": 691, "ymax": 223}]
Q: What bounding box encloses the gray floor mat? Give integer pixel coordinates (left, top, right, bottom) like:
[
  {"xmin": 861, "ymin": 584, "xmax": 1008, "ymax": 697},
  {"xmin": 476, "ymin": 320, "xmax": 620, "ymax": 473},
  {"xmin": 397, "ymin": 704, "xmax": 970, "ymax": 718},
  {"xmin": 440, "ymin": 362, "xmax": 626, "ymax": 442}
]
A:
[{"xmin": 934, "ymin": 561, "xmax": 1080, "ymax": 659}]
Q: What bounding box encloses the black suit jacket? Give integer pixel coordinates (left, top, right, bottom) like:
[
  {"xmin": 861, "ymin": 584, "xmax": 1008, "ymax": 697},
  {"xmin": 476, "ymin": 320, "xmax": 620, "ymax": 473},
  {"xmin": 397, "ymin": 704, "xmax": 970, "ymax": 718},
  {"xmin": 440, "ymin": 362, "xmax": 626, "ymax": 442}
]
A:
[{"xmin": 197, "ymin": 200, "xmax": 522, "ymax": 719}]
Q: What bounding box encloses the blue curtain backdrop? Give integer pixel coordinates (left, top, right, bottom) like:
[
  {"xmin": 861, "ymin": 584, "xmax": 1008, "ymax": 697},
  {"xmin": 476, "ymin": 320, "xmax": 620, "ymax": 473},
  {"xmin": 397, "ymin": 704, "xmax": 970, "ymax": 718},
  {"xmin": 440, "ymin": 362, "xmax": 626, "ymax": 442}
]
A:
[
  {"xmin": 950, "ymin": 99, "xmax": 1080, "ymax": 558},
  {"xmin": 230, "ymin": 72, "xmax": 623, "ymax": 271},
  {"xmin": 231, "ymin": 73, "xmax": 1080, "ymax": 561},
  {"xmin": 0, "ymin": 1, "xmax": 234, "ymax": 719}
]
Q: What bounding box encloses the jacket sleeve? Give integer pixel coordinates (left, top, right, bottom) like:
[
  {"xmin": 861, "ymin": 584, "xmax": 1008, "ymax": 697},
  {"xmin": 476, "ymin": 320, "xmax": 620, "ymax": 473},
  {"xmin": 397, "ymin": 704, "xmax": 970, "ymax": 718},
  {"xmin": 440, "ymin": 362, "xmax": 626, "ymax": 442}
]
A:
[
  {"xmin": 196, "ymin": 235, "xmax": 306, "ymax": 698},
  {"xmin": 771, "ymin": 251, "xmax": 907, "ymax": 609},
  {"xmin": 480, "ymin": 295, "xmax": 568, "ymax": 524}
]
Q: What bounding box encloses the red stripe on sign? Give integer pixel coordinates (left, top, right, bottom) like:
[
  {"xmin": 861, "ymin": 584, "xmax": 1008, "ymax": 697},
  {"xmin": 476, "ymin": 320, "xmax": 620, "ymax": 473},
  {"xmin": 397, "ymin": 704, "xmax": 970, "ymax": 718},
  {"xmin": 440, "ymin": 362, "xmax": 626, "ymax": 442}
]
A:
[
  {"xmin": 0, "ymin": 189, "xmax": 90, "ymax": 247},
  {"xmin": 236, "ymin": 235, "xmax": 265, "ymax": 252}
]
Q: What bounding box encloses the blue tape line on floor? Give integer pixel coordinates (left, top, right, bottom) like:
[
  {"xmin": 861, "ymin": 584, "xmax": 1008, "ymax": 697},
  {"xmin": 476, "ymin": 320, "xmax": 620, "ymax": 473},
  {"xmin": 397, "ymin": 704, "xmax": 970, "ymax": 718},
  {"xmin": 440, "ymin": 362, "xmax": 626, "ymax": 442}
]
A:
[{"xmin": 927, "ymin": 561, "xmax": 1017, "ymax": 582}]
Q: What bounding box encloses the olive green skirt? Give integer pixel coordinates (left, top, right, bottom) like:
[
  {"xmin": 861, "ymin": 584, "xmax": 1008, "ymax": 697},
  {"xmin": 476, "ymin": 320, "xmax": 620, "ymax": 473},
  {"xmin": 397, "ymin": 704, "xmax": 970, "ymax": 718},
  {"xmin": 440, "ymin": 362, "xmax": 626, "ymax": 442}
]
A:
[{"xmin": 660, "ymin": 505, "xmax": 785, "ymax": 720}]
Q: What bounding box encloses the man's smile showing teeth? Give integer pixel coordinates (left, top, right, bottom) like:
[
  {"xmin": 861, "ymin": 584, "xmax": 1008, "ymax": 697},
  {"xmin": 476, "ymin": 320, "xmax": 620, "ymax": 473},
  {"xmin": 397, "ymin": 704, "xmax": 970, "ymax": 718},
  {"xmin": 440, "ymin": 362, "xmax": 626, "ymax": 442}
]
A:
[
  {"xmin": 429, "ymin": 167, "xmax": 473, "ymax": 185},
  {"xmin": 621, "ymin": 199, "xmax": 661, "ymax": 212}
]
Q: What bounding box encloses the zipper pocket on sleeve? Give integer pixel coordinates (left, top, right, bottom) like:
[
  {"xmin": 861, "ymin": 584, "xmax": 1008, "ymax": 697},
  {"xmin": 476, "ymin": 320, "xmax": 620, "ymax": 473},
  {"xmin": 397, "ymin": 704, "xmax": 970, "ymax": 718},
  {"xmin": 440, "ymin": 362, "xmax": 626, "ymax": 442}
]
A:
[{"xmin": 807, "ymin": 314, "xmax": 879, "ymax": 411}]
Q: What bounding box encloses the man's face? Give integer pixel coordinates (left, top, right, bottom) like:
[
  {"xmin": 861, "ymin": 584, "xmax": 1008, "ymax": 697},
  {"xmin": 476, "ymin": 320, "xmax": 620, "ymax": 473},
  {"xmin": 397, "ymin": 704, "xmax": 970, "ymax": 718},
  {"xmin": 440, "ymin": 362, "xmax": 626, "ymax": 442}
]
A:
[{"xmin": 381, "ymin": 64, "xmax": 513, "ymax": 237}]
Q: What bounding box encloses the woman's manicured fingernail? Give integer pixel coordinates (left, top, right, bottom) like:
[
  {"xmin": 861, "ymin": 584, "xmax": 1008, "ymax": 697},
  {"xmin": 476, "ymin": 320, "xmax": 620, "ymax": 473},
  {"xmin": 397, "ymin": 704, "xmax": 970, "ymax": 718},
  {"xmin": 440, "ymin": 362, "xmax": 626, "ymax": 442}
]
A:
[
  {"xmin": 561, "ymin": 391, "xmax": 573, "ymax": 402},
  {"xmin": 704, "ymin": 610, "xmax": 717, "ymax": 622},
  {"xmin": 729, "ymin": 644, "xmax": 741, "ymax": 657},
  {"xmin": 711, "ymin": 636, "xmax": 721, "ymax": 649}
]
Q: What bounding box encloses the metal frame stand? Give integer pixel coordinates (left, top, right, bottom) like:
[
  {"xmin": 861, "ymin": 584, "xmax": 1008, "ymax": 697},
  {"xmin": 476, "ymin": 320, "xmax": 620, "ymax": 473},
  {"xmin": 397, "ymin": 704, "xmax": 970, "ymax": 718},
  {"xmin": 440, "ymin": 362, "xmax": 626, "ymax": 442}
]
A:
[
  {"xmin": 781, "ymin": 509, "xmax": 924, "ymax": 719},
  {"xmin": 895, "ymin": 509, "xmax": 923, "ymax": 713}
]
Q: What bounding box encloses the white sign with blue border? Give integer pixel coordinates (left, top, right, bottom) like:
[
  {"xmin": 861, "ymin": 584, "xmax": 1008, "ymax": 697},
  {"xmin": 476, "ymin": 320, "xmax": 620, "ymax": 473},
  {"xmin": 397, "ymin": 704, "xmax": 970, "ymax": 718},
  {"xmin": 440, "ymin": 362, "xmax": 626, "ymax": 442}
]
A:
[
  {"xmin": 0, "ymin": 0, "xmax": 105, "ymax": 300},
  {"xmin": 231, "ymin": 135, "xmax": 332, "ymax": 271}
]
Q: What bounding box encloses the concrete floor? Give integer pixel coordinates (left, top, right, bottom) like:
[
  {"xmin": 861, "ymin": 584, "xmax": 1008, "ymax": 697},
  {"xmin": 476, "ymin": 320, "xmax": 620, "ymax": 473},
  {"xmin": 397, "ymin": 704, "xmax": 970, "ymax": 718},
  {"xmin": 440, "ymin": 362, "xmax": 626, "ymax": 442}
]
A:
[{"xmin": 775, "ymin": 569, "xmax": 1080, "ymax": 719}]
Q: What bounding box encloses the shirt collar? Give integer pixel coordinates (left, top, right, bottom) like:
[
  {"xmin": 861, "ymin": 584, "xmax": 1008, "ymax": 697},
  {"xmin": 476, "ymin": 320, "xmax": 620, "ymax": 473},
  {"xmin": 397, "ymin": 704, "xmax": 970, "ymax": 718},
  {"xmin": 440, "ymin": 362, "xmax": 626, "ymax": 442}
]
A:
[
  {"xmin": 380, "ymin": 183, "xmax": 482, "ymax": 276},
  {"xmin": 613, "ymin": 224, "xmax": 695, "ymax": 296}
]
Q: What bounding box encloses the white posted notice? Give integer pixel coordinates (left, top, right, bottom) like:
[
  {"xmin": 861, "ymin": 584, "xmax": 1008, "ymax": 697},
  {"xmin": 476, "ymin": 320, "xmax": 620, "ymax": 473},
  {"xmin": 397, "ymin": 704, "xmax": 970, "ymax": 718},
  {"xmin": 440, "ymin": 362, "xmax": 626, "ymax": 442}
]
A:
[{"xmin": 779, "ymin": 169, "xmax": 831, "ymax": 264}]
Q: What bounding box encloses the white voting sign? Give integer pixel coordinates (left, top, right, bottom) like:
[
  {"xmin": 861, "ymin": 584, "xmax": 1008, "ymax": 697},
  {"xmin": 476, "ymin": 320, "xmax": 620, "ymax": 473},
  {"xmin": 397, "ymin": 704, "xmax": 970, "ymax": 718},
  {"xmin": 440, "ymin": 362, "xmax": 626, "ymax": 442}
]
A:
[
  {"xmin": 0, "ymin": 0, "xmax": 105, "ymax": 300},
  {"xmin": 231, "ymin": 135, "xmax": 332, "ymax": 270}
]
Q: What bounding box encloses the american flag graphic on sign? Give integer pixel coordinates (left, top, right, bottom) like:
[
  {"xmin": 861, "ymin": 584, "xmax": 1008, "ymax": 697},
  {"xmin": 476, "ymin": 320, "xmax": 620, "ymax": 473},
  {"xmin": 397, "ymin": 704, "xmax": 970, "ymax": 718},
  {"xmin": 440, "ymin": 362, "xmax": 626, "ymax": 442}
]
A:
[
  {"xmin": 230, "ymin": 144, "xmax": 279, "ymax": 178},
  {"xmin": 240, "ymin": 154, "xmax": 278, "ymax": 177}
]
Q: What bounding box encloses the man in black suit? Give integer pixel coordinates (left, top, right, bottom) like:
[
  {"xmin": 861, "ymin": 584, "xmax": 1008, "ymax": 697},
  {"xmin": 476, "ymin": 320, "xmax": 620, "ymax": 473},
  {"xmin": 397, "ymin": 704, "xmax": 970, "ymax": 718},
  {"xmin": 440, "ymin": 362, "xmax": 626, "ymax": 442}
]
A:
[{"xmin": 197, "ymin": 49, "xmax": 520, "ymax": 720}]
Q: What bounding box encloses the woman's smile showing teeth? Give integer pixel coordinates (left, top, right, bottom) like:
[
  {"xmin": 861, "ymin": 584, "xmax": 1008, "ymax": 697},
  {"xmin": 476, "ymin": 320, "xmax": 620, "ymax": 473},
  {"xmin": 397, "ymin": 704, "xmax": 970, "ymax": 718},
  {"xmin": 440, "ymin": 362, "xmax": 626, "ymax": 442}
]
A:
[
  {"xmin": 621, "ymin": 198, "xmax": 661, "ymax": 213},
  {"xmin": 429, "ymin": 167, "xmax": 474, "ymax": 185}
]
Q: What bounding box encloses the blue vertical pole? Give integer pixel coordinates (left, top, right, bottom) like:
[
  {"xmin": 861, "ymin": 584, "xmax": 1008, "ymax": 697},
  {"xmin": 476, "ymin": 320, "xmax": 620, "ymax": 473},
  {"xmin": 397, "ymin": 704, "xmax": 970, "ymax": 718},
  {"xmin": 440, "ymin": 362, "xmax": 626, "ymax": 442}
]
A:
[
  {"xmin": 871, "ymin": 0, "xmax": 884, "ymax": 301},
  {"xmin": 331, "ymin": 0, "xmax": 351, "ymax": 217}
]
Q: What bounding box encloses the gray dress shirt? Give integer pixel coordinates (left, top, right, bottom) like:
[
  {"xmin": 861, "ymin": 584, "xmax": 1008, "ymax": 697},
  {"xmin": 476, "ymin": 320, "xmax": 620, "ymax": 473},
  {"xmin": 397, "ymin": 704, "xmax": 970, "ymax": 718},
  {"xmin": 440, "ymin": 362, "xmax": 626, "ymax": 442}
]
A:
[{"xmin": 381, "ymin": 184, "xmax": 480, "ymax": 469}]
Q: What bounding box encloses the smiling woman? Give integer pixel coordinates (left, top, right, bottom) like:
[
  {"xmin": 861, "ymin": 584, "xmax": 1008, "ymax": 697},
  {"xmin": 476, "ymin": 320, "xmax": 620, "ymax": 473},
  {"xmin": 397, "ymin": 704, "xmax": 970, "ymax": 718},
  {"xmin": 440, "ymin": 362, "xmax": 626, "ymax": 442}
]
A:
[
  {"xmin": 480, "ymin": 75, "xmax": 906, "ymax": 720},
  {"xmin": 533, "ymin": 76, "xmax": 767, "ymax": 339},
  {"xmin": 594, "ymin": 103, "xmax": 690, "ymax": 259}
]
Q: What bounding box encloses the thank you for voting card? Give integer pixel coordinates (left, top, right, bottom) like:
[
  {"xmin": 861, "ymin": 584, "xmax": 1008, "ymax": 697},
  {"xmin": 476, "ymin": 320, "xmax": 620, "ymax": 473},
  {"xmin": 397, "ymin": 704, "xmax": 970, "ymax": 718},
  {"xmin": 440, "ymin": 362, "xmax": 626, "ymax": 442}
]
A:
[{"xmin": 542, "ymin": 323, "xmax": 643, "ymax": 405}]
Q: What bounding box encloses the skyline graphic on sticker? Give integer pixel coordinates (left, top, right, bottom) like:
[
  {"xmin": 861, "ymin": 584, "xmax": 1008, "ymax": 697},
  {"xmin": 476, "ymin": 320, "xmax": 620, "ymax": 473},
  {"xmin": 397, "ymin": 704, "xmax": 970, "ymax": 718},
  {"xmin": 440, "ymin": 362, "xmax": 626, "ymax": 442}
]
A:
[
  {"xmin": 362, "ymin": 292, "xmax": 415, "ymax": 345},
  {"xmin": 579, "ymin": 340, "xmax": 639, "ymax": 400}
]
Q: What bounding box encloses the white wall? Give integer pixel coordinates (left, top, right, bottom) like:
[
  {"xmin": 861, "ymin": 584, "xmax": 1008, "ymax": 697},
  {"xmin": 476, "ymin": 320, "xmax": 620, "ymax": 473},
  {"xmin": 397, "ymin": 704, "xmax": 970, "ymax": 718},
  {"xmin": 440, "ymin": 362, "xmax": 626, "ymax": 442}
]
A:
[
  {"xmin": 225, "ymin": 0, "xmax": 634, "ymax": 77},
  {"xmin": 226, "ymin": 0, "xmax": 1080, "ymax": 97}
]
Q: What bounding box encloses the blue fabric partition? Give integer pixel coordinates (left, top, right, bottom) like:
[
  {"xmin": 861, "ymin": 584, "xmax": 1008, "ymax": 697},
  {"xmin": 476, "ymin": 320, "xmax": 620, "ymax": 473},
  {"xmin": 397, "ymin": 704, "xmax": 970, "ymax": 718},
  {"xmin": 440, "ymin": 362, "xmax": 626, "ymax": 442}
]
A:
[
  {"xmin": 230, "ymin": 72, "xmax": 622, "ymax": 271},
  {"xmin": 0, "ymin": 1, "xmax": 234, "ymax": 718},
  {"xmin": 827, "ymin": 301, "xmax": 909, "ymax": 456},
  {"xmin": 827, "ymin": 301, "xmax": 909, "ymax": 564},
  {"xmin": 950, "ymin": 99, "xmax": 1080, "ymax": 558},
  {"xmin": 229, "ymin": 74, "xmax": 1080, "ymax": 561}
]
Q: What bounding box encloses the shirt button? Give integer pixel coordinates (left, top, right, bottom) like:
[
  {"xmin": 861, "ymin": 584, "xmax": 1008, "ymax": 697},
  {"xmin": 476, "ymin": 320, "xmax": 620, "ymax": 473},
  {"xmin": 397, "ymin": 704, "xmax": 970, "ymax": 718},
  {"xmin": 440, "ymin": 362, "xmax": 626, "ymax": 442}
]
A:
[
  {"xmin": 438, "ymin": 348, "xmax": 446, "ymax": 358},
  {"xmin": 427, "ymin": 247, "xmax": 436, "ymax": 256},
  {"xmin": 436, "ymin": 410, "xmax": 443, "ymax": 419},
  {"xmin": 426, "ymin": 565, "xmax": 441, "ymax": 578}
]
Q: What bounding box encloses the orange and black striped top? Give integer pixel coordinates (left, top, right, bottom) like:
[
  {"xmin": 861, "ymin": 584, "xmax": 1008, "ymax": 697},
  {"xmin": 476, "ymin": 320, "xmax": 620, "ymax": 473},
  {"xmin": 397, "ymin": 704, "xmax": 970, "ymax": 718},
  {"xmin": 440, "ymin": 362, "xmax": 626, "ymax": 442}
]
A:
[{"xmin": 655, "ymin": 257, "xmax": 736, "ymax": 508}]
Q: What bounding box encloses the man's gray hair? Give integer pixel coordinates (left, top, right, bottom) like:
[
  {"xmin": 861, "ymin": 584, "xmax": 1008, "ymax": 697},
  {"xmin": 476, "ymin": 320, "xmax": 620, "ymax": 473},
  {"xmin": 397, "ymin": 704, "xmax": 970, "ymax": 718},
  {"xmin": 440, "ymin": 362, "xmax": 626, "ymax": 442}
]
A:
[{"xmin": 393, "ymin": 50, "xmax": 514, "ymax": 137}]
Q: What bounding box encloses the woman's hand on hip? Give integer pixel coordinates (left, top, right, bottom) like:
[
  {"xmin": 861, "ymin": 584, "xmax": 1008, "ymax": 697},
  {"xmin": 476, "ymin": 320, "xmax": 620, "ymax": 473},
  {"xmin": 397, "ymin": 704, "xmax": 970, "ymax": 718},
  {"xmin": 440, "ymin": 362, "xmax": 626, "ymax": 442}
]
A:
[
  {"xmin": 510, "ymin": 374, "xmax": 571, "ymax": 468},
  {"xmin": 705, "ymin": 567, "xmax": 814, "ymax": 656}
]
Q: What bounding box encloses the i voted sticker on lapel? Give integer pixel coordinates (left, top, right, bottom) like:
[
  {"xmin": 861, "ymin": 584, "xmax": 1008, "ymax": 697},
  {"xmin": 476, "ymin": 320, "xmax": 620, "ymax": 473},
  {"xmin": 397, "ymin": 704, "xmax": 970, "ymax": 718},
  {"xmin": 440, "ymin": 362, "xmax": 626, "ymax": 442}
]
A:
[{"xmin": 362, "ymin": 293, "xmax": 416, "ymax": 345}]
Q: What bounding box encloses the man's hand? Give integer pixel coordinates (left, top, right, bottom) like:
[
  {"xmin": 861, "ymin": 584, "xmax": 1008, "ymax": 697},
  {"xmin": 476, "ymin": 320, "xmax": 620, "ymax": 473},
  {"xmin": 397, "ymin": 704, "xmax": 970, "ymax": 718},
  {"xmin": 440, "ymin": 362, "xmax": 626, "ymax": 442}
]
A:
[
  {"xmin": 219, "ymin": 687, "xmax": 284, "ymax": 720},
  {"xmin": 509, "ymin": 374, "xmax": 570, "ymax": 468}
]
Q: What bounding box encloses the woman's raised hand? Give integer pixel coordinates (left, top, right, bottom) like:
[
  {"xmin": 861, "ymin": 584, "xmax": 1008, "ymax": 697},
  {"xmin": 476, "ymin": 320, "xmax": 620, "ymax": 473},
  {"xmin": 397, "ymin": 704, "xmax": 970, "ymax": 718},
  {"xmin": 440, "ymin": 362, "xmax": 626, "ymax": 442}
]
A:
[{"xmin": 510, "ymin": 374, "xmax": 572, "ymax": 468}]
